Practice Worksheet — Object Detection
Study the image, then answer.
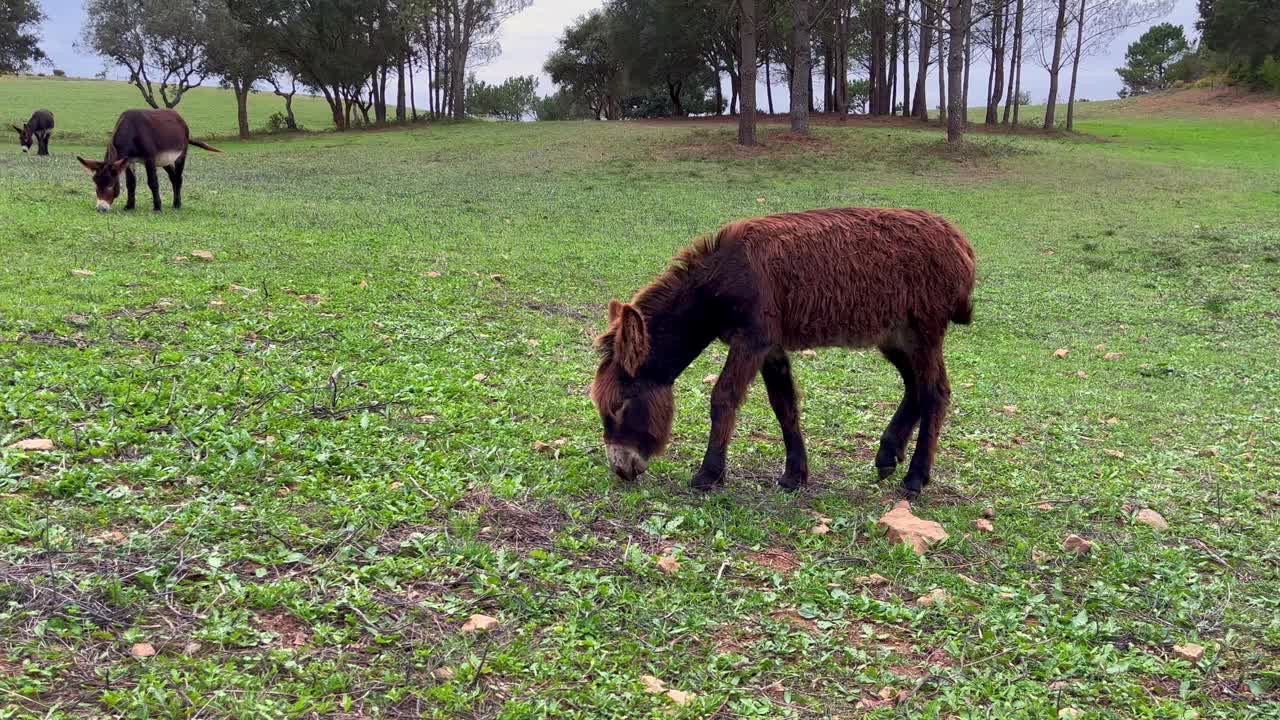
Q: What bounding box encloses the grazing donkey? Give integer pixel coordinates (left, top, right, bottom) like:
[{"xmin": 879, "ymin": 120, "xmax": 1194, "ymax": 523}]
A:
[
  {"xmin": 591, "ymin": 208, "xmax": 976, "ymax": 499},
  {"xmin": 76, "ymin": 109, "xmax": 221, "ymax": 213},
  {"xmin": 12, "ymin": 109, "xmax": 54, "ymax": 155}
]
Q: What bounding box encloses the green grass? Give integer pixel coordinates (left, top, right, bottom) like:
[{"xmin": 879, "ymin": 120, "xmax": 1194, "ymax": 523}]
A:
[{"xmin": 2, "ymin": 78, "xmax": 1278, "ymax": 719}]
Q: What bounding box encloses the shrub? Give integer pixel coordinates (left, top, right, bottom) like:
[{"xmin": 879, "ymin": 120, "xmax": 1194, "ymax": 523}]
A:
[
  {"xmin": 262, "ymin": 112, "xmax": 302, "ymax": 133},
  {"xmin": 52, "ymin": 69, "xmax": 65, "ymax": 77},
  {"xmin": 1258, "ymin": 56, "xmax": 1280, "ymax": 93}
]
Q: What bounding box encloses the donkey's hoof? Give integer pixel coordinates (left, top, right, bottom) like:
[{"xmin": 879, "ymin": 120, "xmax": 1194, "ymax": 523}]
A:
[
  {"xmin": 876, "ymin": 463, "xmax": 898, "ymax": 480},
  {"xmin": 900, "ymin": 473, "xmax": 928, "ymax": 500},
  {"xmin": 777, "ymin": 471, "xmax": 808, "ymax": 492},
  {"xmin": 690, "ymin": 468, "xmax": 725, "ymax": 491}
]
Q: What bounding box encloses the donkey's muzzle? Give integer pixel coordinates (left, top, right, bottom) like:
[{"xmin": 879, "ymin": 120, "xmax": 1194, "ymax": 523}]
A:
[{"xmin": 606, "ymin": 444, "xmax": 648, "ymax": 481}]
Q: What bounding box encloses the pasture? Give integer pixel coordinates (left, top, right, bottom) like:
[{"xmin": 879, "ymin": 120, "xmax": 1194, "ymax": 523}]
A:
[{"xmin": 1, "ymin": 78, "xmax": 1278, "ymax": 718}]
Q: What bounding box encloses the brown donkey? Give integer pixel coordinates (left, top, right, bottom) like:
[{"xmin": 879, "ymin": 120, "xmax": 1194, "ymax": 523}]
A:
[
  {"xmin": 12, "ymin": 109, "xmax": 54, "ymax": 155},
  {"xmin": 77, "ymin": 109, "xmax": 221, "ymax": 213},
  {"xmin": 591, "ymin": 208, "xmax": 976, "ymax": 499}
]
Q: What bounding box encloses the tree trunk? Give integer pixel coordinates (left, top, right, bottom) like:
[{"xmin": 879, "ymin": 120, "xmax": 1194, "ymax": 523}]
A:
[
  {"xmin": 962, "ymin": 20, "xmax": 972, "ymax": 126},
  {"xmin": 283, "ymin": 94, "xmax": 296, "ymax": 129},
  {"xmin": 888, "ymin": 1, "xmax": 900, "ymax": 115},
  {"xmin": 791, "ymin": 0, "xmax": 811, "ymax": 133},
  {"xmin": 738, "ymin": 0, "xmax": 757, "ymax": 146},
  {"xmin": 234, "ymin": 80, "xmax": 250, "ymax": 140},
  {"xmin": 397, "ymin": 57, "xmax": 407, "ymax": 123},
  {"xmin": 765, "ymin": 53, "xmax": 774, "ymax": 114},
  {"xmin": 321, "ymin": 85, "xmax": 345, "ymax": 130},
  {"xmin": 376, "ymin": 66, "xmax": 389, "ymax": 124},
  {"xmin": 902, "ymin": 9, "xmax": 911, "ymax": 115},
  {"xmin": 936, "ymin": 18, "xmax": 946, "ymax": 123},
  {"xmin": 1003, "ymin": 0, "xmax": 1024, "ymax": 124},
  {"xmin": 946, "ymin": 0, "xmax": 969, "ymax": 142},
  {"xmin": 913, "ymin": 0, "xmax": 933, "ymax": 120},
  {"xmin": 1043, "ymin": 0, "xmax": 1069, "ymax": 128},
  {"xmin": 1065, "ymin": 0, "xmax": 1086, "ymax": 130},
  {"xmin": 729, "ymin": 69, "xmax": 740, "ymax": 115},
  {"xmin": 986, "ymin": 0, "xmax": 1006, "ymax": 123},
  {"xmin": 410, "ymin": 55, "xmax": 418, "ymax": 121},
  {"xmin": 837, "ymin": 7, "xmax": 850, "ymax": 118},
  {"xmin": 714, "ymin": 72, "xmax": 724, "ymax": 114}
]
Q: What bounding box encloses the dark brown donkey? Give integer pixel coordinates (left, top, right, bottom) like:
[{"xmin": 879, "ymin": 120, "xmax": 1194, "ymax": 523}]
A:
[
  {"xmin": 12, "ymin": 109, "xmax": 54, "ymax": 155},
  {"xmin": 591, "ymin": 208, "xmax": 976, "ymax": 499},
  {"xmin": 76, "ymin": 109, "xmax": 221, "ymax": 213}
]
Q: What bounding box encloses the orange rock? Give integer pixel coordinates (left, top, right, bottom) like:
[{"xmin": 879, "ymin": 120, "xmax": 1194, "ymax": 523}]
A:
[{"xmin": 877, "ymin": 501, "xmax": 948, "ymax": 555}]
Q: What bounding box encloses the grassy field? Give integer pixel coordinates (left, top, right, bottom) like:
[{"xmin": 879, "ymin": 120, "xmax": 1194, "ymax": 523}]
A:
[{"xmin": 1, "ymin": 78, "xmax": 1278, "ymax": 719}]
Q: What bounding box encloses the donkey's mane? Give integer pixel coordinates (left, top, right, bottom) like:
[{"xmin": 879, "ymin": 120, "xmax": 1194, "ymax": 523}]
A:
[{"xmin": 632, "ymin": 220, "xmax": 747, "ymax": 312}]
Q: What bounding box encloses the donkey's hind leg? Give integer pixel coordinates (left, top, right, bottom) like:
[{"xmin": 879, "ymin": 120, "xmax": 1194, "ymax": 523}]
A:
[
  {"xmin": 762, "ymin": 348, "xmax": 808, "ymax": 491},
  {"xmin": 901, "ymin": 336, "xmax": 951, "ymax": 499},
  {"xmin": 875, "ymin": 345, "xmax": 921, "ymax": 480}
]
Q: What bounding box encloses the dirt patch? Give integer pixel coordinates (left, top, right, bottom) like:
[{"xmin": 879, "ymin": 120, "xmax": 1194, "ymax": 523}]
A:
[
  {"xmin": 747, "ymin": 548, "xmax": 801, "ymax": 575},
  {"xmin": 256, "ymin": 610, "xmax": 311, "ymax": 648},
  {"xmin": 654, "ymin": 127, "xmax": 838, "ymax": 162},
  {"xmin": 1104, "ymin": 87, "xmax": 1280, "ymax": 120},
  {"xmin": 770, "ymin": 609, "xmax": 819, "ymax": 634},
  {"xmin": 524, "ymin": 301, "xmax": 593, "ymax": 322}
]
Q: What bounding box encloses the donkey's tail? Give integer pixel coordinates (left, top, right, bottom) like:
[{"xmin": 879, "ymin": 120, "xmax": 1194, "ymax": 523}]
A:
[
  {"xmin": 951, "ymin": 295, "xmax": 974, "ymax": 326},
  {"xmin": 189, "ymin": 139, "xmax": 222, "ymax": 153}
]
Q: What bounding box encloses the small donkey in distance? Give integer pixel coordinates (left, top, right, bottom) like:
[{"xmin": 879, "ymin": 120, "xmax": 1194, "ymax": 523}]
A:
[
  {"xmin": 12, "ymin": 109, "xmax": 54, "ymax": 155},
  {"xmin": 77, "ymin": 109, "xmax": 221, "ymax": 213},
  {"xmin": 590, "ymin": 207, "xmax": 976, "ymax": 500}
]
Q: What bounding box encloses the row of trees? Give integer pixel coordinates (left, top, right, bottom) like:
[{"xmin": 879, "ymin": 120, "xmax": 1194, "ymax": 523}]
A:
[
  {"xmin": 545, "ymin": 0, "xmax": 1174, "ymax": 145},
  {"xmin": 78, "ymin": 0, "xmax": 530, "ymax": 137}
]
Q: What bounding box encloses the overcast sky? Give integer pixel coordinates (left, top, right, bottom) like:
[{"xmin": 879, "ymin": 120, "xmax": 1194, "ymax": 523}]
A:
[{"xmin": 36, "ymin": 0, "xmax": 1198, "ymax": 107}]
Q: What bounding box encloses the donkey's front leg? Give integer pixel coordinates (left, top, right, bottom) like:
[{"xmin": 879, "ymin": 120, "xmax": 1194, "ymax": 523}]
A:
[
  {"xmin": 691, "ymin": 339, "xmax": 768, "ymax": 491},
  {"xmin": 761, "ymin": 348, "xmax": 808, "ymax": 491}
]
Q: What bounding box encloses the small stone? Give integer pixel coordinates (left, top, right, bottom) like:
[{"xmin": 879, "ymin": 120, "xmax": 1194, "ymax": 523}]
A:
[
  {"xmin": 1076, "ymin": 370, "xmax": 1089, "ymax": 379},
  {"xmin": 64, "ymin": 314, "xmax": 91, "ymax": 326},
  {"xmin": 1054, "ymin": 348, "xmax": 1070, "ymax": 359},
  {"xmin": 182, "ymin": 642, "xmax": 201, "ymax": 655},
  {"xmin": 1105, "ymin": 449, "xmax": 1125, "ymax": 459},
  {"xmin": 1197, "ymin": 448, "xmax": 1217, "ymax": 458},
  {"xmin": 916, "ymin": 588, "xmax": 948, "ymax": 607},
  {"xmin": 877, "ymin": 501, "xmax": 948, "ymax": 555},
  {"xmin": 641, "ymin": 675, "xmax": 666, "ymax": 693},
  {"xmin": 1037, "ymin": 503, "xmax": 1055, "ymax": 511},
  {"xmin": 656, "ymin": 555, "xmax": 680, "ymax": 575},
  {"xmin": 1104, "ymin": 352, "xmax": 1122, "ymax": 361},
  {"xmin": 665, "ymin": 689, "xmax": 694, "ymax": 706},
  {"xmin": 800, "ymin": 349, "xmax": 817, "ymax": 358},
  {"xmin": 756, "ymin": 197, "xmax": 766, "ymax": 203},
  {"xmin": 533, "ymin": 440, "xmax": 553, "ymax": 453},
  {"xmin": 433, "ymin": 666, "xmax": 455, "ymax": 680},
  {"xmin": 130, "ymin": 643, "xmax": 156, "ymax": 658},
  {"xmin": 191, "ymin": 250, "xmax": 214, "ymax": 261},
  {"xmin": 981, "ymin": 507, "xmax": 995, "ymax": 519},
  {"xmin": 1032, "ymin": 549, "xmax": 1048, "ymax": 563},
  {"xmin": 489, "ymin": 274, "xmax": 506, "ymax": 282},
  {"xmin": 1064, "ymin": 534, "xmax": 1093, "ymax": 555},
  {"xmin": 1134, "ymin": 509, "xmax": 1168, "ymax": 530},
  {"xmin": 1173, "ymin": 643, "xmax": 1205, "ymax": 663},
  {"xmin": 974, "ymin": 518, "xmax": 994, "ymax": 533},
  {"xmin": 703, "ymin": 374, "xmax": 718, "ymax": 385},
  {"xmin": 461, "ymin": 614, "xmax": 499, "ymax": 633},
  {"xmin": 1094, "ymin": 344, "xmax": 1107, "ymax": 352},
  {"xmin": 98, "ymin": 530, "xmax": 127, "ymax": 543},
  {"xmin": 1000, "ymin": 405, "xmax": 1018, "ymax": 416},
  {"xmin": 472, "ymin": 373, "xmax": 488, "ymax": 382},
  {"xmin": 810, "ymin": 523, "xmax": 831, "ymax": 535},
  {"xmin": 298, "ymin": 294, "xmax": 324, "ymax": 305},
  {"xmin": 70, "ymin": 268, "xmax": 95, "ymax": 277},
  {"xmin": 998, "ymin": 592, "xmax": 1016, "ymax": 600},
  {"xmin": 957, "ymin": 574, "xmax": 979, "ymax": 586},
  {"xmin": 1058, "ymin": 709, "xmax": 1083, "ymax": 719},
  {"xmin": 357, "ymin": 279, "xmax": 368, "ymax": 289},
  {"xmin": 424, "ymin": 271, "xmax": 442, "ymax": 278},
  {"xmin": 7, "ymin": 438, "xmax": 54, "ymax": 451},
  {"xmin": 854, "ymin": 573, "xmax": 889, "ymax": 587}
]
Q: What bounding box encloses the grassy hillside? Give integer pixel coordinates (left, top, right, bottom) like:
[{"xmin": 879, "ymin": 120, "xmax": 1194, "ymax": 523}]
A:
[
  {"xmin": 1, "ymin": 75, "xmax": 1278, "ymax": 718},
  {"xmin": 1, "ymin": 75, "xmax": 339, "ymax": 141}
]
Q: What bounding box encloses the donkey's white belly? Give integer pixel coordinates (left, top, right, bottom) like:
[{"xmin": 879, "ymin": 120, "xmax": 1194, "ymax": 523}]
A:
[{"xmin": 154, "ymin": 150, "xmax": 182, "ymax": 167}]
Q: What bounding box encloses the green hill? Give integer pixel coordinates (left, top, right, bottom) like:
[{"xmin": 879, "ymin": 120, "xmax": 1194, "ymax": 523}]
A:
[{"xmin": 1, "ymin": 75, "xmax": 339, "ymax": 141}]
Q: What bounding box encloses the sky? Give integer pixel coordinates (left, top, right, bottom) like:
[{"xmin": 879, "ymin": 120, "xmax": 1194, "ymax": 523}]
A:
[{"xmin": 34, "ymin": 0, "xmax": 1199, "ymax": 108}]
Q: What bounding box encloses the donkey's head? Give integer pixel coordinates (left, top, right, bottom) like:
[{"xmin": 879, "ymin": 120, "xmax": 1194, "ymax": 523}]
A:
[
  {"xmin": 76, "ymin": 155, "xmax": 129, "ymax": 212},
  {"xmin": 591, "ymin": 300, "xmax": 674, "ymax": 481},
  {"xmin": 11, "ymin": 124, "xmax": 34, "ymax": 153}
]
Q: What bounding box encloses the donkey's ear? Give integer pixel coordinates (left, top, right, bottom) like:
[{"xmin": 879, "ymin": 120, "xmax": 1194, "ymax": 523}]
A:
[
  {"xmin": 110, "ymin": 157, "xmax": 129, "ymax": 173},
  {"xmin": 607, "ymin": 299, "xmax": 625, "ymax": 323},
  {"xmin": 77, "ymin": 156, "xmax": 100, "ymax": 172},
  {"xmin": 614, "ymin": 303, "xmax": 649, "ymax": 376}
]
